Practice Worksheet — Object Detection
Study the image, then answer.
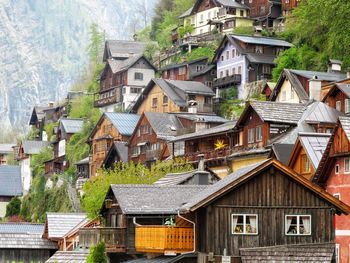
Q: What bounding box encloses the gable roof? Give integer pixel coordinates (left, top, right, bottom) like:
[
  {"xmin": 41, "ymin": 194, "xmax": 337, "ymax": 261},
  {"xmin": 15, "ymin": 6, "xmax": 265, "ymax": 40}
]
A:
[
  {"xmin": 190, "ymin": 64, "xmax": 216, "ymax": 79},
  {"xmin": 22, "ymin": 140, "xmax": 50, "ymax": 155},
  {"xmin": 322, "ymin": 83, "xmax": 350, "ymax": 102},
  {"xmin": 144, "ymin": 112, "xmax": 184, "ymax": 140},
  {"xmin": 178, "ymin": 6, "xmax": 193, "ymax": 18},
  {"xmin": 246, "ymin": 53, "xmax": 277, "ymax": 65},
  {"xmin": 108, "ymin": 185, "xmax": 207, "ymax": 215},
  {"xmin": 29, "ymin": 106, "xmax": 47, "ymax": 125},
  {"xmin": 230, "ymin": 34, "xmax": 293, "ymax": 47},
  {"xmin": 236, "ymin": 101, "xmax": 307, "ymax": 126},
  {"xmin": 107, "ymin": 54, "xmax": 156, "ymax": 74},
  {"xmin": 44, "ymin": 213, "xmax": 87, "ymax": 239},
  {"xmin": 153, "ymin": 170, "xmax": 218, "ymax": 186},
  {"xmin": 131, "ymin": 79, "xmax": 214, "ymax": 112},
  {"xmin": 103, "ymin": 40, "xmax": 147, "ymax": 61},
  {"xmin": 339, "ymin": 116, "xmax": 350, "ymax": 141},
  {"xmin": 0, "ymin": 233, "xmax": 57, "ymax": 249},
  {"xmin": 104, "ymin": 141, "xmax": 128, "ymax": 165},
  {"xmin": 0, "ymin": 223, "xmax": 44, "ymax": 234},
  {"xmin": 75, "ymin": 157, "xmax": 89, "ymax": 165},
  {"xmin": 289, "ymin": 132, "xmax": 330, "ymax": 170},
  {"xmin": 0, "ymin": 165, "xmax": 22, "ymax": 197},
  {"xmin": 270, "ymin": 143, "xmax": 294, "ymax": 165},
  {"xmin": 303, "ymin": 101, "xmax": 344, "ymax": 124},
  {"xmin": 60, "ymin": 118, "xmax": 84, "ymax": 134},
  {"xmin": 180, "ymin": 159, "xmax": 350, "ymax": 215},
  {"xmin": 190, "ymin": 0, "xmax": 249, "ymax": 16}
]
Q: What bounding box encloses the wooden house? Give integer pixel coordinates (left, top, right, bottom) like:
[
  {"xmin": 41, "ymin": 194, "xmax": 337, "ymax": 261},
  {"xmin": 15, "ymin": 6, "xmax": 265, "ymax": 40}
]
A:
[
  {"xmin": 103, "ymin": 142, "xmax": 128, "ymax": 170},
  {"xmin": 269, "ymin": 143, "xmax": 294, "ymax": 165},
  {"xmin": 88, "ymin": 112, "xmax": 139, "ymax": 177},
  {"xmin": 96, "ymin": 55, "xmax": 157, "ymax": 112},
  {"xmin": 322, "ymin": 83, "xmax": 350, "ymax": 114},
  {"xmin": 28, "ymin": 106, "xmax": 49, "ymax": 141},
  {"xmin": 313, "ymin": 116, "xmax": 350, "ymax": 263},
  {"xmin": 42, "ymin": 103, "xmax": 68, "ymax": 124},
  {"xmin": 282, "ymin": 0, "xmax": 302, "ymax": 16},
  {"xmin": 102, "ymin": 40, "xmax": 147, "ymax": 62},
  {"xmin": 130, "ymin": 78, "xmax": 215, "ymax": 114},
  {"xmin": 0, "ymin": 144, "xmax": 16, "ymax": 165},
  {"xmin": 270, "ymin": 68, "xmax": 346, "ymax": 103},
  {"xmin": 178, "ymin": 0, "xmax": 252, "ymax": 38},
  {"xmin": 0, "ymin": 223, "xmax": 57, "ymax": 262},
  {"xmin": 75, "ymin": 157, "xmax": 90, "ymax": 179},
  {"xmin": 14, "ymin": 140, "xmax": 50, "ymax": 194},
  {"xmin": 243, "ymin": 0, "xmax": 282, "ymax": 28},
  {"xmin": 288, "ymin": 132, "xmax": 330, "ymax": 180},
  {"xmin": 44, "ymin": 118, "xmax": 84, "ymax": 175},
  {"xmin": 0, "ymin": 166, "xmax": 22, "ymax": 218},
  {"xmin": 213, "ymin": 34, "xmax": 292, "ymax": 98}
]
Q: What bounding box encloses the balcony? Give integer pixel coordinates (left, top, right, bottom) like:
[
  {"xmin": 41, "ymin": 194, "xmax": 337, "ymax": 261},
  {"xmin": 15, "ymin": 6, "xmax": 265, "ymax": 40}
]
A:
[
  {"xmin": 79, "ymin": 227, "xmax": 126, "ymax": 253},
  {"xmin": 135, "ymin": 226, "xmax": 194, "ymax": 254},
  {"xmin": 183, "ymin": 147, "xmax": 244, "ymax": 162},
  {"xmin": 94, "ymin": 95, "xmax": 119, "ymax": 108},
  {"xmin": 145, "ymin": 149, "xmax": 161, "ymax": 161},
  {"xmin": 213, "ymin": 75, "xmax": 242, "ymax": 88}
]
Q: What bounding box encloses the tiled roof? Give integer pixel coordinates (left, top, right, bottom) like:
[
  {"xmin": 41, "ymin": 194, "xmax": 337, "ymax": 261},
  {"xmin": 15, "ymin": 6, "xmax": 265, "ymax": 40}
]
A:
[
  {"xmin": 0, "ymin": 233, "xmax": 57, "ymax": 249},
  {"xmin": 22, "ymin": 140, "xmax": 50, "ymax": 155},
  {"xmin": 190, "ymin": 64, "xmax": 216, "ymax": 78},
  {"xmin": 229, "ymin": 34, "xmax": 293, "ymax": 47},
  {"xmin": 105, "ymin": 40, "xmax": 146, "ymax": 59},
  {"xmin": 172, "ymin": 121, "xmax": 236, "ymax": 142},
  {"xmin": 298, "ymin": 132, "xmax": 331, "ymax": 170},
  {"xmin": 110, "ymin": 185, "xmax": 207, "ymax": 215},
  {"xmin": 60, "ymin": 118, "xmax": 84, "ymax": 134},
  {"xmin": 46, "ymin": 251, "xmax": 89, "ymax": 263},
  {"xmin": 104, "ymin": 112, "xmax": 140, "ymax": 136},
  {"xmin": 0, "ymin": 165, "xmax": 22, "ymax": 197},
  {"xmin": 145, "ymin": 112, "xmax": 183, "ymax": 140},
  {"xmin": 45, "ymin": 213, "xmax": 87, "ymax": 239},
  {"xmin": 339, "ymin": 116, "xmax": 350, "ymax": 142},
  {"xmin": 249, "ymin": 101, "xmax": 307, "ymax": 124},
  {"xmin": 0, "ymin": 143, "xmax": 15, "ymax": 154},
  {"xmin": 0, "ymin": 223, "xmax": 44, "ymax": 234}
]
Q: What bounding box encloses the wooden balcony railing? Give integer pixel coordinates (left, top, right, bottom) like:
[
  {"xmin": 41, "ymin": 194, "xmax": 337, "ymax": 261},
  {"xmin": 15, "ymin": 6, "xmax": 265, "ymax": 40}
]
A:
[
  {"xmin": 182, "ymin": 146, "xmax": 244, "ymax": 162},
  {"xmin": 213, "ymin": 75, "xmax": 242, "ymax": 88},
  {"xmin": 94, "ymin": 95, "xmax": 119, "ymax": 108},
  {"xmin": 79, "ymin": 227, "xmax": 126, "ymax": 253},
  {"xmin": 135, "ymin": 226, "xmax": 194, "ymax": 254}
]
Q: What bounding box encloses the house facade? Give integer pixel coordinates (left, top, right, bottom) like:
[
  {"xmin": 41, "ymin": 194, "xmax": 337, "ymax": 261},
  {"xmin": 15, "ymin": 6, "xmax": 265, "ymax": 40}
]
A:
[
  {"xmin": 322, "ymin": 84, "xmax": 350, "ymax": 114},
  {"xmin": 213, "ymin": 34, "xmax": 292, "ymax": 98}
]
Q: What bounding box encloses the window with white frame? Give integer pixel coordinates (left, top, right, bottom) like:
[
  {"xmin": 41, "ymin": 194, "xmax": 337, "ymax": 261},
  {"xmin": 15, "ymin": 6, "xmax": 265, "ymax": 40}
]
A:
[
  {"xmin": 232, "ymin": 214, "xmax": 258, "ymax": 234},
  {"xmin": 131, "ymin": 147, "xmax": 140, "ymax": 157},
  {"xmin": 248, "ymin": 128, "xmax": 254, "ymax": 143},
  {"xmin": 285, "ymin": 215, "xmax": 311, "ymax": 235},
  {"xmin": 345, "ymin": 158, "xmax": 350, "ymax": 173},
  {"xmin": 256, "ymin": 126, "xmax": 262, "ymax": 141},
  {"xmin": 335, "ymin": 164, "xmax": 339, "ymax": 174},
  {"xmin": 336, "ymin": 100, "xmax": 341, "ymax": 111},
  {"xmin": 345, "ymin": 99, "xmax": 350, "ymax": 113},
  {"xmin": 178, "ymin": 66, "xmax": 186, "ymax": 75},
  {"xmin": 333, "ymin": 193, "xmax": 341, "ymax": 200}
]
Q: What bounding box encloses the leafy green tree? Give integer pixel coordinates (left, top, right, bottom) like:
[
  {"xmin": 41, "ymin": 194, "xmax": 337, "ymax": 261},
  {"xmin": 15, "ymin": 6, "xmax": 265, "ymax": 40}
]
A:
[
  {"xmin": 233, "ymin": 26, "xmax": 254, "ymax": 36},
  {"xmin": 5, "ymin": 197, "xmax": 21, "ymax": 217},
  {"xmin": 87, "ymin": 242, "xmax": 108, "ymax": 263},
  {"xmin": 82, "ymin": 159, "xmax": 193, "ymax": 218},
  {"xmin": 30, "ymin": 146, "xmax": 53, "ymax": 177},
  {"xmin": 185, "ymin": 46, "xmax": 216, "ymax": 62}
]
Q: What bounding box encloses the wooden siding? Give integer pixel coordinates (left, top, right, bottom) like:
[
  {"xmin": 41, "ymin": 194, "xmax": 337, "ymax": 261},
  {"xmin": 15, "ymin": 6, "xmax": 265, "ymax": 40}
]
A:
[
  {"xmin": 241, "ymin": 110, "xmax": 268, "ymax": 148},
  {"xmin": 197, "ymin": 167, "xmax": 335, "ymax": 256},
  {"xmin": 243, "ymin": 0, "xmax": 271, "ymax": 18},
  {"xmin": 0, "ymin": 249, "xmax": 53, "ymax": 263},
  {"xmin": 289, "ymin": 142, "xmax": 315, "ymax": 180},
  {"xmin": 197, "ymin": 0, "xmax": 217, "ymax": 12},
  {"xmin": 331, "ymin": 125, "xmax": 350, "ymax": 156},
  {"xmin": 324, "ymin": 88, "xmax": 349, "ymax": 114}
]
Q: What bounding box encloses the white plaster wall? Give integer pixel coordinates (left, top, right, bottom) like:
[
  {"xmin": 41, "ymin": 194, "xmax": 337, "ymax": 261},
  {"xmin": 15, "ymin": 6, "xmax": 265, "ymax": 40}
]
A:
[
  {"xmin": 20, "ymin": 157, "xmax": 31, "ymax": 194},
  {"xmin": 0, "ymin": 202, "xmax": 8, "ymax": 218},
  {"xmin": 127, "ymin": 68, "xmax": 155, "ymax": 86},
  {"xmin": 276, "ymin": 79, "xmax": 300, "ymax": 103}
]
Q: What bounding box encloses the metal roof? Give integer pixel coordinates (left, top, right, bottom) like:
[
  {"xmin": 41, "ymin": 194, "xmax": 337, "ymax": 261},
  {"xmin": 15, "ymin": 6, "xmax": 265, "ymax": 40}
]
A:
[
  {"xmin": 45, "ymin": 213, "xmax": 87, "ymax": 239},
  {"xmin": 22, "ymin": 140, "xmax": 50, "ymax": 155},
  {"xmin": 104, "ymin": 112, "xmax": 140, "ymax": 136},
  {"xmin": 46, "ymin": 251, "xmax": 89, "ymax": 263},
  {"xmin": 335, "ymin": 83, "xmax": 350, "ymax": 98},
  {"xmin": 0, "ymin": 223, "xmax": 44, "ymax": 234},
  {"xmin": 110, "ymin": 185, "xmax": 207, "ymax": 215},
  {"xmin": 230, "ymin": 34, "xmax": 293, "ymax": 47},
  {"xmin": 154, "ymin": 171, "xmax": 212, "ymax": 186},
  {"xmin": 339, "ymin": 116, "xmax": 350, "ymax": 142},
  {"xmin": 290, "ymin": 69, "xmax": 346, "ymax": 82},
  {"xmin": 298, "ymin": 132, "xmax": 331, "ymax": 170},
  {"xmin": 246, "ymin": 53, "xmax": 276, "ymax": 65},
  {"xmin": 304, "ymin": 101, "xmax": 344, "ymax": 124},
  {"xmin": 60, "ymin": 118, "xmax": 84, "ymax": 134},
  {"xmin": 175, "ymin": 113, "xmax": 228, "ymax": 123},
  {"xmin": 0, "ymin": 165, "xmax": 22, "ymax": 197},
  {"xmin": 166, "ymin": 79, "xmax": 214, "ymax": 96},
  {"xmin": 270, "ymin": 144, "xmax": 294, "ymax": 165},
  {"xmin": 0, "ymin": 233, "xmax": 57, "ymax": 249},
  {"xmin": 178, "ymin": 6, "xmax": 193, "ymax": 18},
  {"xmin": 145, "ymin": 112, "xmax": 183, "ymax": 140},
  {"xmin": 0, "ymin": 144, "xmax": 15, "ymax": 154}
]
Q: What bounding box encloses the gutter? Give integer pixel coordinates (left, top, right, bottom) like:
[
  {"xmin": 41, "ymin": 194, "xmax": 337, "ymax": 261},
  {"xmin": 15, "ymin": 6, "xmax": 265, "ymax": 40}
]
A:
[{"xmin": 177, "ymin": 210, "xmax": 196, "ymax": 255}]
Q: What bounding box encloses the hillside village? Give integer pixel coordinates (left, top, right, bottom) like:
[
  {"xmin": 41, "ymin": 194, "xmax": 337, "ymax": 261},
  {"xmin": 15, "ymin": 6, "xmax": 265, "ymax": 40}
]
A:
[{"xmin": 1, "ymin": 0, "xmax": 350, "ymax": 262}]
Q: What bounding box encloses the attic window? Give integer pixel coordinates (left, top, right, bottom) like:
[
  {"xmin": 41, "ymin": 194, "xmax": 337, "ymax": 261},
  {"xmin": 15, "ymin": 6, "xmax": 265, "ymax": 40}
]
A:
[{"xmin": 301, "ymin": 154, "xmax": 310, "ymax": 173}]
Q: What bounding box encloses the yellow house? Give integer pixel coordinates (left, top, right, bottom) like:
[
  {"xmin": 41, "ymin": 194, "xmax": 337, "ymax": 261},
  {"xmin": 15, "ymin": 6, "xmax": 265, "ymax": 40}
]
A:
[{"xmin": 130, "ymin": 78, "xmax": 215, "ymax": 114}]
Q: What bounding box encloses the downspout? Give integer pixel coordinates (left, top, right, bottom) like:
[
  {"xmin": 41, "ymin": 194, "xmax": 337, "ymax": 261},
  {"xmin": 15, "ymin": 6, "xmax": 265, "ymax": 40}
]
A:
[
  {"xmin": 133, "ymin": 217, "xmax": 141, "ymax": 226},
  {"xmin": 177, "ymin": 210, "xmax": 196, "ymax": 255}
]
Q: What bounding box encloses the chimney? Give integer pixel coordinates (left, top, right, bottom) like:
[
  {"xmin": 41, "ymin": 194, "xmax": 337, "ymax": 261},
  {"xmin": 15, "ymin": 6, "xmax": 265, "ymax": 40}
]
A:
[
  {"xmin": 197, "ymin": 154, "xmax": 205, "ymax": 171},
  {"xmin": 328, "ymin": 59, "xmax": 342, "ymax": 73},
  {"xmin": 188, "ymin": 100, "xmax": 198, "ymax": 114},
  {"xmin": 308, "ymin": 76, "xmax": 322, "ymax": 101}
]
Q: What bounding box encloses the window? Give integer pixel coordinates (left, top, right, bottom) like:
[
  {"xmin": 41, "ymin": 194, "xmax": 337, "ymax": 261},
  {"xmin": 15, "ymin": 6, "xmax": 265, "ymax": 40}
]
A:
[
  {"xmin": 226, "ymin": 69, "xmax": 229, "ymax": 77},
  {"xmin": 336, "ymin": 100, "xmax": 341, "ymax": 111},
  {"xmin": 204, "ymin": 96, "xmax": 212, "ymax": 104},
  {"xmin": 346, "ymin": 99, "xmax": 350, "ymax": 113},
  {"xmin": 335, "ymin": 164, "xmax": 339, "ymax": 174},
  {"xmin": 248, "ymin": 128, "xmax": 254, "ymax": 143},
  {"xmin": 163, "ymin": 95, "xmax": 168, "ymax": 105},
  {"xmin": 291, "ymin": 88, "xmax": 294, "ymax": 99},
  {"xmin": 226, "ymin": 50, "xmax": 229, "ymax": 60},
  {"xmin": 134, "ymin": 72, "xmax": 143, "ymax": 80},
  {"xmin": 255, "ymin": 45, "xmax": 263, "ymax": 54},
  {"xmin": 140, "ymin": 125, "xmax": 150, "ymax": 135},
  {"xmin": 256, "ymin": 126, "xmax": 262, "ymax": 141},
  {"xmin": 232, "ymin": 67, "xmax": 236, "ymax": 75},
  {"xmin": 326, "ymin": 128, "xmax": 333, "ymax": 134},
  {"xmin": 179, "ymin": 66, "xmax": 186, "ymax": 75},
  {"xmin": 220, "ymin": 71, "xmax": 224, "ymax": 78},
  {"xmin": 301, "ymin": 155, "xmax": 310, "ymax": 173},
  {"xmin": 221, "ymin": 55, "xmax": 224, "ymax": 61},
  {"xmin": 285, "ymin": 215, "xmax": 311, "ymax": 235},
  {"xmin": 205, "ymin": 81, "xmax": 213, "ymax": 87},
  {"xmin": 345, "ymin": 158, "xmax": 350, "ymax": 173},
  {"xmin": 131, "ymin": 147, "xmax": 140, "ymax": 157},
  {"xmin": 240, "ymin": 10, "xmax": 244, "ymax": 16},
  {"xmin": 232, "ymin": 49, "xmax": 235, "ymax": 58},
  {"xmin": 238, "ymin": 66, "xmax": 242, "ymax": 74},
  {"xmin": 262, "ymin": 65, "xmax": 271, "ymax": 74},
  {"xmin": 333, "ymin": 193, "xmax": 341, "ymax": 200},
  {"xmin": 232, "ymin": 214, "xmax": 258, "ymax": 235},
  {"xmin": 236, "ymin": 50, "xmax": 240, "ymax": 56},
  {"xmin": 152, "ymin": 97, "xmax": 158, "ymax": 108}
]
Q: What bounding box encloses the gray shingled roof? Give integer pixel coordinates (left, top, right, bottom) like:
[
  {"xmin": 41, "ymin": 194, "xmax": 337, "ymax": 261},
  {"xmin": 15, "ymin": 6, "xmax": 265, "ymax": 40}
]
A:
[
  {"xmin": 181, "ymin": 160, "xmax": 269, "ymax": 211},
  {"xmin": 166, "ymin": 79, "xmax": 214, "ymax": 96},
  {"xmin": 105, "ymin": 40, "xmax": 146, "ymax": 59},
  {"xmin": 298, "ymin": 132, "xmax": 330, "ymax": 170},
  {"xmin": 334, "ymin": 83, "xmax": 350, "ymax": 98},
  {"xmin": 0, "ymin": 165, "xmax": 22, "ymax": 197},
  {"xmin": 125, "ymin": 254, "xmax": 196, "ymax": 263},
  {"xmin": 172, "ymin": 121, "xmax": 236, "ymax": 142},
  {"xmin": 0, "ymin": 233, "xmax": 58, "ymax": 249},
  {"xmin": 240, "ymin": 243, "xmax": 335, "ymax": 262},
  {"xmin": 145, "ymin": 112, "xmax": 183, "ymax": 140},
  {"xmin": 154, "ymin": 171, "xmax": 212, "ymax": 186},
  {"xmin": 160, "ymin": 57, "xmax": 208, "ymax": 71},
  {"xmin": 216, "ymin": 0, "xmax": 249, "ymax": 9},
  {"xmin": 60, "ymin": 118, "xmax": 84, "ymax": 134},
  {"xmin": 190, "ymin": 64, "xmax": 216, "ymax": 78},
  {"xmin": 0, "ymin": 144, "xmax": 15, "ymax": 154},
  {"xmin": 290, "ymin": 69, "xmax": 346, "ymax": 82},
  {"xmin": 339, "ymin": 116, "xmax": 350, "ymax": 142},
  {"xmin": 178, "ymin": 6, "xmax": 193, "ymax": 18},
  {"xmin": 0, "ymin": 223, "xmax": 44, "ymax": 234},
  {"xmin": 230, "ymin": 34, "xmax": 293, "ymax": 47},
  {"xmin": 175, "ymin": 113, "xmax": 228, "ymax": 123},
  {"xmin": 46, "ymin": 251, "xmax": 89, "ymax": 263},
  {"xmin": 249, "ymin": 101, "xmax": 307, "ymax": 124},
  {"xmin": 114, "ymin": 142, "xmax": 128, "ymax": 163},
  {"xmin": 104, "ymin": 112, "xmax": 140, "ymax": 136},
  {"xmin": 246, "ymin": 53, "xmax": 276, "ymax": 65},
  {"xmin": 110, "ymin": 185, "xmax": 207, "ymax": 215},
  {"xmin": 270, "ymin": 144, "xmax": 294, "ymax": 165},
  {"xmin": 108, "ymin": 54, "xmax": 156, "ymax": 74},
  {"xmin": 22, "ymin": 140, "xmax": 50, "ymax": 155},
  {"xmin": 45, "ymin": 213, "xmax": 87, "ymax": 239}
]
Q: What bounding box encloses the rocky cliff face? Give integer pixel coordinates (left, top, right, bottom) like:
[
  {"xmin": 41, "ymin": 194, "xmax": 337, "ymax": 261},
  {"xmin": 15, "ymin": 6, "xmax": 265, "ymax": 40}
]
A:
[{"xmin": 0, "ymin": 0, "xmax": 156, "ymax": 137}]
